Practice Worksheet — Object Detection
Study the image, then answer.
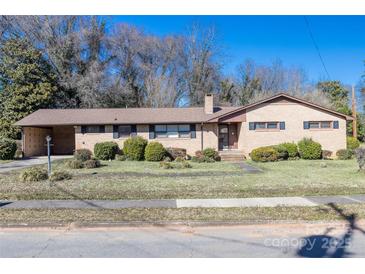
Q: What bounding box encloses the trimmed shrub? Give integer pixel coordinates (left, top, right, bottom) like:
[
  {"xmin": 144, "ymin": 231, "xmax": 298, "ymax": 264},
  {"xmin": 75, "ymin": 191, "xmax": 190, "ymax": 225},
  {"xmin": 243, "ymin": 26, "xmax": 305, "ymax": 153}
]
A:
[
  {"xmin": 67, "ymin": 159, "xmax": 84, "ymax": 169},
  {"xmin": 298, "ymin": 138, "xmax": 322, "ymax": 160},
  {"xmin": 347, "ymin": 136, "xmax": 361, "ymax": 150},
  {"xmin": 277, "ymin": 142, "xmax": 298, "ymax": 159},
  {"xmin": 94, "ymin": 141, "xmax": 119, "ymax": 160},
  {"xmin": 20, "ymin": 167, "xmax": 48, "ymax": 182},
  {"xmin": 163, "ymin": 156, "xmax": 172, "ymax": 162},
  {"xmin": 336, "ymin": 149, "xmax": 354, "ymax": 160},
  {"xmin": 123, "ymin": 136, "xmax": 148, "ymax": 161},
  {"xmin": 355, "ymin": 148, "xmax": 365, "ymax": 171},
  {"xmin": 159, "ymin": 161, "xmax": 173, "ymax": 169},
  {"xmin": 74, "ymin": 149, "xmax": 92, "ymax": 162},
  {"xmin": 49, "ymin": 170, "xmax": 72, "ymax": 182},
  {"xmin": 175, "ymin": 160, "xmax": 192, "ymax": 169},
  {"xmin": 273, "ymin": 145, "xmax": 289, "ymax": 161},
  {"xmin": 84, "ymin": 159, "xmax": 101, "ymax": 169},
  {"xmin": 116, "ymin": 154, "xmax": 127, "ymax": 161},
  {"xmin": 145, "ymin": 142, "xmax": 166, "ymax": 161},
  {"xmin": 166, "ymin": 147, "xmax": 187, "ymax": 160},
  {"xmin": 202, "ymin": 148, "xmax": 220, "ymax": 161},
  {"xmin": 322, "ymin": 150, "xmax": 333, "ymax": 160},
  {"xmin": 0, "ymin": 138, "xmax": 17, "ymax": 160},
  {"xmin": 191, "ymin": 155, "xmax": 215, "ymax": 163},
  {"xmin": 174, "ymin": 156, "xmax": 185, "ymax": 162},
  {"xmin": 250, "ymin": 146, "xmax": 279, "ymax": 162}
]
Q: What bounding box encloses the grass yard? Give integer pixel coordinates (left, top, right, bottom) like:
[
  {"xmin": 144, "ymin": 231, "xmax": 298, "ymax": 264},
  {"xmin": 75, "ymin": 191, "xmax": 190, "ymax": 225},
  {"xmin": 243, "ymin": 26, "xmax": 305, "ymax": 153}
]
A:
[
  {"xmin": 0, "ymin": 160, "xmax": 13, "ymax": 164},
  {"xmin": 2, "ymin": 204, "xmax": 365, "ymax": 224},
  {"xmin": 0, "ymin": 159, "xmax": 364, "ymax": 200}
]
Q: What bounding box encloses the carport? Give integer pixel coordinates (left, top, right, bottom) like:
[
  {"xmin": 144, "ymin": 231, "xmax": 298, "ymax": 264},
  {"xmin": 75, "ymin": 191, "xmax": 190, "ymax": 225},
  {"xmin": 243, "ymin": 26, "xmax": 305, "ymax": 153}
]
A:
[{"xmin": 21, "ymin": 126, "xmax": 75, "ymax": 157}]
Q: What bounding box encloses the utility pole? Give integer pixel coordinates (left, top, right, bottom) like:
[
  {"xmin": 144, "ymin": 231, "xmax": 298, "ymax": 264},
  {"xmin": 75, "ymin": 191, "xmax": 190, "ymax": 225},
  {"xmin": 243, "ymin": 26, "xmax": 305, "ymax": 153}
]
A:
[{"xmin": 352, "ymin": 85, "xmax": 357, "ymax": 138}]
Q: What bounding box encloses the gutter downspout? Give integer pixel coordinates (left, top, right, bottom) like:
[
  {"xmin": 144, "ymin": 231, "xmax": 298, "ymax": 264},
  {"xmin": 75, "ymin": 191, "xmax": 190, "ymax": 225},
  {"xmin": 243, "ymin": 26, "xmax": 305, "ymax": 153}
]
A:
[{"xmin": 201, "ymin": 122, "xmax": 204, "ymax": 151}]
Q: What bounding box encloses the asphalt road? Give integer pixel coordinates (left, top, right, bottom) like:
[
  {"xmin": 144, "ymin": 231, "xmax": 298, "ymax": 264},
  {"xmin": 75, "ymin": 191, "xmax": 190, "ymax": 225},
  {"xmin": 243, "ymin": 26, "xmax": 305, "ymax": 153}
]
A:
[{"xmin": 1, "ymin": 222, "xmax": 365, "ymax": 258}]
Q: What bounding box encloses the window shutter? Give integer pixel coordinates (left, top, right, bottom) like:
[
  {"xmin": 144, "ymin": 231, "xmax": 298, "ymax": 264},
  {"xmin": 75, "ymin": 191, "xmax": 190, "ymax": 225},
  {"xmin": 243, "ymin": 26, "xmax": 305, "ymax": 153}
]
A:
[
  {"xmin": 81, "ymin": 126, "xmax": 87, "ymax": 134},
  {"xmin": 99, "ymin": 125, "xmax": 105, "ymax": 133},
  {"xmin": 303, "ymin": 121, "xmax": 309, "ymax": 129},
  {"xmin": 279, "ymin": 122, "xmax": 285, "ymax": 130},
  {"xmin": 113, "ymin": 125, "xmax": 119, "ymax": 139},
  {"xmin": 149, "ymin": 125, "xmax": 155, "ymax": 139},
  {"xmin": 333, "ymin": 121, "xmax": 339, "ymax": 129},
  {"xmin": 190, "ymin": 124, "xmax": 196, "ymax": 138},
  {"xmin": 249, "ymin": 122, "xmax": 255, "ymax": 130},
  {"xmin": 131, "ymin": 125, "xmax": 137, "ymax": 136}
]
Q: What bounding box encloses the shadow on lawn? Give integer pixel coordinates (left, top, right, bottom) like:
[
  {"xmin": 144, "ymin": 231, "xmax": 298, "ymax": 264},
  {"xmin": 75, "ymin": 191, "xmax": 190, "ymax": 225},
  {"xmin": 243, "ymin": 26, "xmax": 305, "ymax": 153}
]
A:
[
  {"xmin": 297, "ymin": 203, "xmax": 365, "ymax": 258},
  {"xmin": 51, "ymin": 183, "xmax": 104, "ymax": 209}
]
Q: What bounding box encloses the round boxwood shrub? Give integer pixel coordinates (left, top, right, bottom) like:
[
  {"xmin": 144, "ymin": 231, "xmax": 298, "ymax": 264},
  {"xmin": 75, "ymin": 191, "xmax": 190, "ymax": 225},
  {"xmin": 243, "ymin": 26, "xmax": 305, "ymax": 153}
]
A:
[
  {"xmin": 277, "ymin": 142, "xmax": 298, "ymax": 159},
  {"xmin": 74, "ymin": 149, "xmax": 92, "ymax": 162},
  {"xmin": 297, "ymin": 138, "xmax": 322, "ymax": 160},
  {"xmin": 145, "ymin": 142, "xmax": 166, "ymax": 161},
  {"xmin": 49, "ymin": 170, "xmax": 72, "ymax": 182},
  {"xmin": 94, "ymin": 141, "xmax": 119, "ymax": 160},
  {"xmin": 0, "ymin": 138, "xmax": 17, "ymax": 160},
  {"xmin": 250, "ymin": 146, "xmax": 279, "ymax": 162},
  {"xmin": 83, "ymin": 159, "xmax": 101, "ymax": 169},
  {"xmin": 347, "ymin": 136, "xmax": 360, "ymax": 150},
  {"xmin": 20, "ymin": 167, "xmax": 48, "ymax": 182},
  {"xmin": 67, "ymin": 159, "xmax": 84, "ymax": 169},
  {"xmin": 336, "ymin": 149, "xmax": 354, "ymax": 160},
  {"xmin": 116, "ymin": 154, "xmax": 127, "ymax": 161},
  {"xmin": 123, "ymin": 136, "xmax": 148, "ymax": 161}
]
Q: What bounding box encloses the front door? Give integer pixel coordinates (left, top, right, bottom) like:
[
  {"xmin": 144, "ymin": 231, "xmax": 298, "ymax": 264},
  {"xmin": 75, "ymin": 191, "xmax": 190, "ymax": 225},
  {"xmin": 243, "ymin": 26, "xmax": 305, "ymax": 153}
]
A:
[
  {"xmin": 228, "ymin": 124, "xmax": 238, "ymax": 149},
  {"xmin": 219, "ymin": 124, "xmax": 238, "ymax": 150},
  {"xmin": 218, "ymin": 124, "xmax": 229, "ymax": 150}
]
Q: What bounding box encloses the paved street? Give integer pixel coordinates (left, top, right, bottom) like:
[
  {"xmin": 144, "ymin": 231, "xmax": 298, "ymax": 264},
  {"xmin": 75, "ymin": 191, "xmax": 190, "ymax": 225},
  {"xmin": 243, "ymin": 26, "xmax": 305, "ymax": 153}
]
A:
[{"xmin": 1, "ymin": 222, "xmax": 365, "ymax": 257}]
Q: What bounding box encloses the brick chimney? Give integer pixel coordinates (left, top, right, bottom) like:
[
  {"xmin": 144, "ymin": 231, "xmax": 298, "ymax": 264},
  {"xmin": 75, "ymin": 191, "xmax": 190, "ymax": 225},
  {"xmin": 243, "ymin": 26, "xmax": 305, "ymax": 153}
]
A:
[{"xmin": 204, "ymin": 94, "xmax": 214, "ymax": 114}]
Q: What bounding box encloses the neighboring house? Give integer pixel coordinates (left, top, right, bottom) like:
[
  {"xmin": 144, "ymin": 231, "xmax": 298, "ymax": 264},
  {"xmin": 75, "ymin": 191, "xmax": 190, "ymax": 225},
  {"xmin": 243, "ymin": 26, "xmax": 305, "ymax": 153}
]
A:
[{"xmin": 15, "ymin": 93, "xmax": 353, "ymax": 158}]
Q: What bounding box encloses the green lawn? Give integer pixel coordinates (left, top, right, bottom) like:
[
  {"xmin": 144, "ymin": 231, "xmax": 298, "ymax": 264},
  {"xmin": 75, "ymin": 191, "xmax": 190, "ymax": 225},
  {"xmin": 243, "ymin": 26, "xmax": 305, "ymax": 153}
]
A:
[{"xmin": 0, "ymin": 159, "xmax": 364, "ymax": 200}]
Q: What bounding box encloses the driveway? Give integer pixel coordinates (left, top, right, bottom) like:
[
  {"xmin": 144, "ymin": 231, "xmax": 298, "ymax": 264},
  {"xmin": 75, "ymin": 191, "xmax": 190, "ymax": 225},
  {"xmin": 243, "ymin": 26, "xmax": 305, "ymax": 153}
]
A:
[{"xmin": 0, "ymin": 156, "xmax": 72, "ymax": 173}]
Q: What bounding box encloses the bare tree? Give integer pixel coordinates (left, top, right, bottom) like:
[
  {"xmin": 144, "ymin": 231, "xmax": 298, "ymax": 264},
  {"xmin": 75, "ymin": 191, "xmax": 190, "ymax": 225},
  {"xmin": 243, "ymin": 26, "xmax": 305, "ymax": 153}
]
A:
[
  {"xmin": 182, "ymin": 24, "xmax": 222, "ymax": 106},
  {"xmin": 3, "ymin": 16, "xmax": 111, "ymax": 108}
]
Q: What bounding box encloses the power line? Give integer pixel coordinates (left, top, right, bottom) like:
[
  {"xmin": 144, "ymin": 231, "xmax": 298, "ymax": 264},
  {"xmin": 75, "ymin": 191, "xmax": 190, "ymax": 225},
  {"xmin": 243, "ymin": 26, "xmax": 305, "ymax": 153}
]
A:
[{"xmin": 303, "ymin": 16, "xmax": 331, "ymax": 80}]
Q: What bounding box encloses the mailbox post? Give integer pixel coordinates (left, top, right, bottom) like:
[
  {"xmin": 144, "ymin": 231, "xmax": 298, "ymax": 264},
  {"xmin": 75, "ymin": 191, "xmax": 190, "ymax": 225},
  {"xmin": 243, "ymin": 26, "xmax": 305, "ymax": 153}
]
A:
[{"xmin": 46, "ymin": 135, "xmax": 52, "ymax": 177}]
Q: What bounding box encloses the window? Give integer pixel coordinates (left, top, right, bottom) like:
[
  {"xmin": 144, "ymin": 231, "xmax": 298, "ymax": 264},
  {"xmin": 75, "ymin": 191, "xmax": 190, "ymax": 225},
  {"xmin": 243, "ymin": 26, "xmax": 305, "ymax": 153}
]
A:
[
  {"xmin": 308, "ymin": 121, "xmax": 332, "ymax": 129},
  {"xmin": 249, "ymin": 122, "xmax": 285, "ymax": 131},
  {"xmin": 82, "ymin": 125, "xmax": 105, "ymax": 134},
  {"xmin": 118, "ymin": 125, "xmax": 131, "ymax": 137},
  {"xmin": 309, "ymin": 122, "xmax": 320, "ymax": 129},
  {"xmin": 154, "ymin": 124, "xmax": 192, "ymax": 138},
  {"xmin": 267, "ymin": 122, "xmax": 279, "ymax": 129},
  {"xmin": 256, "ymin": 122, "xmax": 278, "ymax": 130}
]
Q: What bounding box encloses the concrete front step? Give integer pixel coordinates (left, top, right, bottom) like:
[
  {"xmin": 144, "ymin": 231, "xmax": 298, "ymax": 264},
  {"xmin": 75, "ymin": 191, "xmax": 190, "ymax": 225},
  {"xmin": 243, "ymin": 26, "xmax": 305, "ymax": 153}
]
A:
[{"xmin": 219, "ymin": 151, "xmax": 246, "ymax": 161}]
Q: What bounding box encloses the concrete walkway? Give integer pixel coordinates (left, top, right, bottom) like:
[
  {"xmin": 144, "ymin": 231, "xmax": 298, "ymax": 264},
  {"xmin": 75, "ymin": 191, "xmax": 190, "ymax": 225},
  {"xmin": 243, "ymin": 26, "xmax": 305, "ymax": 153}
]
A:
[
  {"xmin": 1, "ymin": 195, "xmax": 365, "ymax": 209},
  {"xmin": 0, "ymin": 156, "xmax": 72, "ymax": 173}
]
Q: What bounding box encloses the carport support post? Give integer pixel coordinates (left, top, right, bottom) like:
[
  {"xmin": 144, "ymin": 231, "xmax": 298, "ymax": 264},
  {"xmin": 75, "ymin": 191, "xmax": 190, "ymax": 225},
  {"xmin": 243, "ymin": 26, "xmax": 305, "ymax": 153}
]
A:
[{"xmin": 46, "ymin": 135, "xmax": 52, "ymax": 177}]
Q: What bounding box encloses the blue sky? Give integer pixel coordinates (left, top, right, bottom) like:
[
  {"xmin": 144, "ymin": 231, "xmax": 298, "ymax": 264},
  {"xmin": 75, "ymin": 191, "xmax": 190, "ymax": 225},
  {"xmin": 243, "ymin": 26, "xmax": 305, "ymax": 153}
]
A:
[{"xmin": 112, "ymin": 15, "xmax": 365, "ymax": 87}]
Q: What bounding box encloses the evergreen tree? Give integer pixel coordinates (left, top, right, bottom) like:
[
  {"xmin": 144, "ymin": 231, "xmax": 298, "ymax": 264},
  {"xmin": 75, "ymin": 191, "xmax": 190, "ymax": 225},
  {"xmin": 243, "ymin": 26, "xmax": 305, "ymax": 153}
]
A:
[
  {"xmin": 0, "ymin": 38, "xmax": 58, "ymax": 139},
  {"xmin": 317, "ymin": 81, "xmax": 350, "ymax": 114}
]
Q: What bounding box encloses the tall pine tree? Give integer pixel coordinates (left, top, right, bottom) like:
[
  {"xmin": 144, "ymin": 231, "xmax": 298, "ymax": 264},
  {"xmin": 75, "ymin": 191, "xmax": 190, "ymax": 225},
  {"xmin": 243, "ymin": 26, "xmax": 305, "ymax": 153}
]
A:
[{"xmin": 0, "ymin": 38, "xmax": 58, "ymax": 139}]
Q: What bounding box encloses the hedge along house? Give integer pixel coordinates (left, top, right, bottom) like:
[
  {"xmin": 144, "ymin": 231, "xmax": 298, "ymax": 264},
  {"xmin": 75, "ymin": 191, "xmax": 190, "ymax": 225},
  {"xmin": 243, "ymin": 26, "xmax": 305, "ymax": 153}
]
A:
[{"xmin": 15, "ymin": 93, "xmax": 353, "ymax": 159}]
